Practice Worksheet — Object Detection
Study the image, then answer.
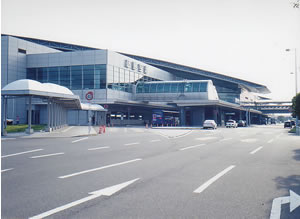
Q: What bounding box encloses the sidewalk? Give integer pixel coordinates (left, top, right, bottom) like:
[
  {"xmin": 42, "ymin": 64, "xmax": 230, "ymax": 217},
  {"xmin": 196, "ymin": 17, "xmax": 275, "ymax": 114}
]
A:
[{"xmin": 2, "ymin": 126, "xmax": 99, "ymax": 139}]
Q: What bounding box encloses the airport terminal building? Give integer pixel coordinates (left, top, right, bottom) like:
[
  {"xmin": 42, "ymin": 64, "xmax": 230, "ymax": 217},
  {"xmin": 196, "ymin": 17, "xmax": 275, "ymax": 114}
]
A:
[{"xmin": 1, "ymin": 35, "xmax": 270, "ymax": 128}]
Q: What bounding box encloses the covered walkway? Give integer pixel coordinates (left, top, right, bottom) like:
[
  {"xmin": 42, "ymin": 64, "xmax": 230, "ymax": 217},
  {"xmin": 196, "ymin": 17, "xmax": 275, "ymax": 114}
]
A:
[{"xmin": 1, "ymin": 79, "xmax": 106, "ymax": 135}]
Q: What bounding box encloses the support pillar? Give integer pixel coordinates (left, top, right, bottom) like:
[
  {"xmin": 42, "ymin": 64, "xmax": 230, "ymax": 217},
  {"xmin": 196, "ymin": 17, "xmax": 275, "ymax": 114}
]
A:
[
  {"xmin": 180, "ymin": 107, "xmax": 186, "ymax": 126},
  {"xmin": 46, "ymin": 99, "xmax": 51, "ymax": 132},
  {"xmin": 1, "ymin": 97, "xmax": 8, "ymax": 136},
  {"xmin": 26, "ymin": 96, "xmax": 33, "ymax": 134}
]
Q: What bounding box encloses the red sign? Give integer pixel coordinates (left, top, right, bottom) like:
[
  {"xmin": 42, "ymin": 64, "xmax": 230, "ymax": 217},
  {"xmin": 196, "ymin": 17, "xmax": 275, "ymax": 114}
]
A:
[{"xmin": 85, "ymin": 91, "xmax": 94, "ymax": 100}]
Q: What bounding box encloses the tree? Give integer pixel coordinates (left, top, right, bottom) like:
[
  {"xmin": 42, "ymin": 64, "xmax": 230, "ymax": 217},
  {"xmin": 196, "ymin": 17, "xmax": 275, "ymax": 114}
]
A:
[{"xmin": 292, "ymin": 93, "xmax": 300, "ymax": 118}]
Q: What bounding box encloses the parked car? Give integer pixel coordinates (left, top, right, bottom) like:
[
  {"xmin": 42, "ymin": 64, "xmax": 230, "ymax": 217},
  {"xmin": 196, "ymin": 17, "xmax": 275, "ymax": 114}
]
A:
[
  {"xmin": 284, "ymin": 121, "xmax": 292, "ymax": 128},
  {"xmin": 226, "ymin": 119, "xmax": 238, "ymax": 128},
  {"xmin": 6, "ymin": 119, "xmax": 13, "ymax": 125},
  {"xmin": 203, "ymin": 120, "xmax": 217, "ymax": 129},
  {"xmin": 291, "ymin": 120, "xmax": 295, "ymax": 126},
  {"xmin": 237, "ymin": 120, "xmax": 246, "ymax": 127}
]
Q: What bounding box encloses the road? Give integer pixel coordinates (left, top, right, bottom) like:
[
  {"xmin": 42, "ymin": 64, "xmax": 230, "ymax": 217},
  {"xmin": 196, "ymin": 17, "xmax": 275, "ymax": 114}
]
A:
[{"xmin": 1, "ymin": 125, "xmax": 300, "ymax": 219}]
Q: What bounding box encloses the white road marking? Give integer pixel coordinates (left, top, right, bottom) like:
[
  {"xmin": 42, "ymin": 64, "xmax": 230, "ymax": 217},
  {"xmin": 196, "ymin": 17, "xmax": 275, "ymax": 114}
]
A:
[
  {"xmin": 195, "ymin": 137, "xmax": 217, "ymax": 141},
  {"xmin": 220, "ymin": 138, "xmax": 232, "ymax": 142},
  {"xmin": 270, "ymin": 190, "xmax": 300, "ymax": 219},
  {"xmin": 193, "ymin": 165, "xmax": 235, "ymax": 194},
  {"xmin": 72, "ymin": 137, "xmax": 88, "ymax": 143},
  {"xmin": 124, "ymin": 142, "xmax": 140, "ymax": 146},
  {"xmin": 88, "ymin": 146, "xmax": 110, "ymax": 151},
  {"xmin": 241, "ymin": 138, "xmax": 257, "ymax": 143},
  {"xmin": 1, "ymin": 149, "xmax": 44, "ymax": 158},
  {"xmin": 250, "ymin": 146, "xmax": 263, "ymax": 155},
  {"xmin": 180, "ymin": 144, "xmax": 206, "ymax": 151},
  {"xmin": 58, "ymin": 158, "xmax": 142, "ymax": 179},
  {"xmin": 268, "ymin": 139, "xmax": 274, "ymax": 143},
  {"xmin": 61, "ymin": 126, "xmax": 74, "ymax": 133},
  {"xmin": 1, "ymin": 138, "xmax": 16, "ymax": 141},
  {"xmin": 1, "ymin": 168, "xmax": 13, "ymax": 173},
  {"xmin": 150, "ymin": 139, "xmax": 161, "ymax": 142},
  {"xmin": 29, "ymin": 178, "xmax": 140, "ymax": 219},
  {"xmin": 30, "ymin": 152, "xmax": 65, "ymax": 159}
]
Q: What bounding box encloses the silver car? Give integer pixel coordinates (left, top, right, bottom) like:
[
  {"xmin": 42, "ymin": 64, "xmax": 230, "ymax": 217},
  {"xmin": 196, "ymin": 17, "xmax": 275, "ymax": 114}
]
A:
[{"xmin": 203, "ymin": 120, "xmax": 217, "ymax": 129}]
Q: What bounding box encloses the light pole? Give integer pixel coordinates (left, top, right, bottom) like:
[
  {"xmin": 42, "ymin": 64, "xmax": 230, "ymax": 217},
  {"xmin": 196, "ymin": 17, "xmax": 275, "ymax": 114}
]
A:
[{"xmin": 286, "ymin": 48, "xmax": 299, "ymax": 135}]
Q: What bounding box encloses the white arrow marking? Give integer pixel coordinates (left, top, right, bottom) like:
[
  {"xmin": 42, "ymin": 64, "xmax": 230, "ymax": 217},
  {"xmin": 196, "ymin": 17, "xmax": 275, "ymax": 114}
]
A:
[
  {"xmin": 270, "ymin": 190, "xmax": 300, "ymax": 219},
  {"xmin": 29, "ymin": 178, "xmax": 140, "ymax": 219}
]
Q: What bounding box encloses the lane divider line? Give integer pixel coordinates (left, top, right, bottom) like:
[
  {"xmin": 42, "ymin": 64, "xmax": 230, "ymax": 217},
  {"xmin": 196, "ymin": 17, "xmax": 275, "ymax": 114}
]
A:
[
  {"xmin": 250, "ymin": 146, "xmax": 263, "ymax": 155},
  {"xmin": 150, "ymin": 139, "xmax": 161, "ymax": 142},
  {"xmin": 193, "ymin": 165, "xmax": 235, "ymax": 194},
  {"xmin": 124, "ymin": 142, "xmax": 140, "ymax": 146},
  {"xmin": 72, "ymin": 137, "xmax": 88, "ymax": 143},
  {"xmin": 1, "ymin": 149, "xmax": 44, "ymax": 158},
  {"xmin": 30, "ymin": 152, "xmax": 65, "ymax": 159},
  {"xmin": 180, "ymin": 144, "xmax": 206, "ymax": 151},
  {"xmin": 268, "ymin": 139, "xmax": 274, "ymax": 144},
  {"xmin": 1, "ymin": 168, "xmax": 14, "ymax": 173},
  {"xmin": 88, "ymin": 146, "xmax": 110, "ymax": 151},
  {"xmin": 58, "ymin": 158, "xmax": 142, "ymax": 179},
  {"xmin": 220, "ymin": 138, "xmax": 232, "ymax": 142}
]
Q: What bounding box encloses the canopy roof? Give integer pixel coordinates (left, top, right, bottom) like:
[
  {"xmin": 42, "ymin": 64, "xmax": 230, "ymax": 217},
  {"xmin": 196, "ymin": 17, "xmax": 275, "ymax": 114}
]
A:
[{"xmin": 2, "ymin": 79, "xmax": 106, "ymax": 111}]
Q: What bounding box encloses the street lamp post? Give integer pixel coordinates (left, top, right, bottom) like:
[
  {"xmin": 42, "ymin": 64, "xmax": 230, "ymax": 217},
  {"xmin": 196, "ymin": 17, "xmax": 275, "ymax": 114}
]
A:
[{"xmin": 286, "ymin": 48, "xmax": 299, "ymax": 135}]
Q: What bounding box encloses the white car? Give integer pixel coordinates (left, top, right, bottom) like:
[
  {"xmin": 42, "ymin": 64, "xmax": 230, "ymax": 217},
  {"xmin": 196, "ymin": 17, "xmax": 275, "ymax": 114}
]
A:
[
  {"xmin": 203, "ymin": 120, "xmax": 217, "ymax": 129},
  {"xmin": 226, "ymin": 120, "xmax": 238, "ymax": 128}
]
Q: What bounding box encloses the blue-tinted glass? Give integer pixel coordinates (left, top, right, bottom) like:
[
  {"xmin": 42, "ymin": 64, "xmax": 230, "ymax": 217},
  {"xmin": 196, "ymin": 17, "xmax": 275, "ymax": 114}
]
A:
[
  {"xmin": 164, "ymin": 83, "xmax": 170, "ymax": 93},
  {"xmin": 178, "ymin": 83, "xmax": 184, "ymax": 93},
  {"xmin": 83, "ymin": 65, "xmax": 94, "ymax": 89},
  {"xmin": 184, "ymin": 83, "xmax": 192, "ymax": 92},
  {"xmin": 144, "ymin": 84, "xmax": 150, "ymax": 93},
  {"xmin": 27, "ymin": 68, "xmax": 37, "ymax": 80},
  {"xmin": 150, "ymin": 84, "xmax": 157, "ymax": 93},
  {"xmin": 71, "ymin": 66, "xmax": 82, "ymax": 90},
  {"xmin": 157, "ymin": 84, "xmax": 164, "ymax": 93},
  {"xmin": 170, "ymin": 83, "xmax": 178, "ymax": 93},
  {"xmin": 136, "ymin": 84, "xmax": 143, "ymax": 93},
  {"xmin": 60, "ymin": 66, "xmax": 70, "ymax": 88},
  {"xmin": 200, "ymin": 82, "xmax": 207, "ymax": 92},
  {"xmin": 192, "ymin": 83, "xmax": 200, "ymax": 92},
  {"xmin": 48, "ymin": 67, "xmax": 59, "ymax": 84},
  {"xmin": 96, "ymin": 65, "xmax": 106, "ymax": 89},
  {"xmin": 37, "ymin": 68, "xmax": 48, "ymax": 82}
]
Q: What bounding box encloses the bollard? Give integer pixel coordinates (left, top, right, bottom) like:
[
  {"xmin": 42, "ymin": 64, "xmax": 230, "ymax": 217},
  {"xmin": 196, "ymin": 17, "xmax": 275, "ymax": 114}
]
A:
[
  {"xmin": 146, "ymin": 123, "xmax": 148, "ymax": 129},
  {"xmin": 103, "ymin": 125, "xmax": 106, "ymax": 133},
  {"xmin": 151, "ymin": 124, "xmax": 153, "ymax": 128},
  {"xmin": 99, "ymin": 126, "xmax": 102, "ymax": 134}
]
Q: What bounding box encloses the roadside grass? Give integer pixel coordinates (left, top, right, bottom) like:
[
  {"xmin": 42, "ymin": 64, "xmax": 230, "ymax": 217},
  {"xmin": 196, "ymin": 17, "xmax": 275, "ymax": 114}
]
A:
[
  {"xmin": 288, "ymin": 126, "xmax": 296, "ymax": 133},
  {"xmin": 6, "ymin": 124, "xmax": 46, "ymax": 133}
]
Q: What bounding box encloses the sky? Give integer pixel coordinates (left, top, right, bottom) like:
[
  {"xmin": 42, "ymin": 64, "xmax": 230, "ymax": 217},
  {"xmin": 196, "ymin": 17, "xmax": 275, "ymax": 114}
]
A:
[{"xmin": 1, "ymin": 0, "xmax": 300, "ymax": 101}]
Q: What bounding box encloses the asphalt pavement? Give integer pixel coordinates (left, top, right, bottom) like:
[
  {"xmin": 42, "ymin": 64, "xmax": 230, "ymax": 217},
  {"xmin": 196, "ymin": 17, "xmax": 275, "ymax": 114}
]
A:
[{"xmin": 1, "ymin": 125, "xmax": 300, "ymax": 219}]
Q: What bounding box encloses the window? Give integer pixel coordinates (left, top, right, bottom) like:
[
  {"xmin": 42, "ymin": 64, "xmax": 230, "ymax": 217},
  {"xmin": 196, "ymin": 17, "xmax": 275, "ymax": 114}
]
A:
[
  {"xmin": 178, "ymin": 83, "xmax": 184, "ymax": 93},
  {"xmin": 48, "ymin": 67, "xmax": 59, "ymax": 84},
  {"xmin": 200, "ymin": 82, "xmax": 207, "ymax": 92},
  {"xmin": 144, "ymin": 84, "xmax": 150, "ymax": 93},
  {"xmin": 192, "ymin": 83, "xmax": 200, "ymax": 92},
  {"xmin": 150, "ymin": 84, "xmax": 157, "ymax": 93},
  {"xmin": 60, "ymin": 66, "xmax": 70, "ymax": 88},
  {"xmin": 184, "ymin": 83, "xmax": 192, "ymax": 92},
  {"xmin": 37, "ymin": 68, "xmax": 48, "ymax": 83},
  {"xmin": 170, "ymin": 83, "xmax": 178, "ymax": 93},
  {"xmin": 96, "ymin": 65, "xmax": 106, "ymax": 89},
  {"xmin": 71, "ymin": 66, "xmax": 82, "ymax": 90},
  {"xmin": 83, "ymin": 65, "xmax": 94, "ymax": 89},
  {"xmin": 137, "ymin": 84, "xmax": 143, "ymax": 93},
  {"xmin": 164, "ymin": 83, "xmax": 171, "ymax": 93},
  {"xmin": 27, "ymin": 68, "xmax": 37, "ymax": 80},
  {"xmin": 18, "ymin": 48, "xmax": 26, "ymax": 54},
  {"xmin": 157, "ymin": 84, "xmax": 164, "ymax": 93}
]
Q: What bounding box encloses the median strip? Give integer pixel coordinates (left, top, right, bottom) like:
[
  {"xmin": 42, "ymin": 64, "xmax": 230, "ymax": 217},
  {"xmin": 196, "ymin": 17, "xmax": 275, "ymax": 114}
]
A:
[
  {"xmin": 193, "ymin": 165, "xmax": 235, "ymax": 194},
  {"xmin": 58, "ymin": 158, "xmax": 142, "ymax": 179}
]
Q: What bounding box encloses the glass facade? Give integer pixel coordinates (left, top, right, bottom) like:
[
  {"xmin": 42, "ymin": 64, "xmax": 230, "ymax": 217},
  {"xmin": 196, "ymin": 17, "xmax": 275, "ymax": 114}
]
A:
[
  {"xmin": 136, "ymin": 81, "xmax": 208, "ymax": 93},
  {"xmin": 26, "ymin": 65, "xmax": 106, "ymax": 90}
]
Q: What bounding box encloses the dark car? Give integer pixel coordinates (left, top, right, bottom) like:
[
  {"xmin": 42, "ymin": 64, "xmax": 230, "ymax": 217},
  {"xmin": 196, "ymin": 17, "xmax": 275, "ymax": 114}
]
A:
[
  {"xmin": 238, "ymin": 120, "xmax": 246, "ymax": 127},
  {"xmin": 284, "ymin": 121, "xmax": 292, "ymax": 128},
  {"xmin": 291, "ymin": 120, "xmax": 295, "ymax": 126}
]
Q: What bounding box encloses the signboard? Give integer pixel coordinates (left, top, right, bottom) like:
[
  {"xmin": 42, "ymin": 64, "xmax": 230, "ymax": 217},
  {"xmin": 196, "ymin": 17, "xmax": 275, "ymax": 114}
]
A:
[{"xmin": 85, "ymin": 91, "xmax": 94, "ymax": 101}]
